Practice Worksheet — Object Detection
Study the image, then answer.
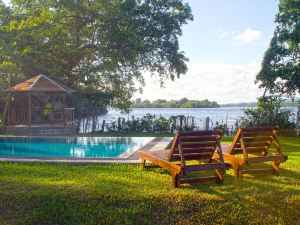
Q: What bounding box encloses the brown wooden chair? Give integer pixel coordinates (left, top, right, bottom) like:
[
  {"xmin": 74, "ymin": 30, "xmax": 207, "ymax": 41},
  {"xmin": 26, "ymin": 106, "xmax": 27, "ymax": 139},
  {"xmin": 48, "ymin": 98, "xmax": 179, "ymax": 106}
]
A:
[
  {"xmin": 222, "ymin": 126, "xmax": 288, "ymax": 178},
  {"xmin": 138, "ymin": 131, "xmax": 225, "ymax": 187}
]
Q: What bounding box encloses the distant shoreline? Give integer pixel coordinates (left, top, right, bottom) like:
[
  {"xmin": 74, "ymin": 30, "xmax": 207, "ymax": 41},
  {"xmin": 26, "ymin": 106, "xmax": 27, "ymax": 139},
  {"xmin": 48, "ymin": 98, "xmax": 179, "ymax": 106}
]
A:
[
  {"xmin": 131, "ymin": 106, "xmax": 220, "ymax": 109},
  {"xmin": 130, "ymin": 105, "xmax": 298, "ymax": 109}
]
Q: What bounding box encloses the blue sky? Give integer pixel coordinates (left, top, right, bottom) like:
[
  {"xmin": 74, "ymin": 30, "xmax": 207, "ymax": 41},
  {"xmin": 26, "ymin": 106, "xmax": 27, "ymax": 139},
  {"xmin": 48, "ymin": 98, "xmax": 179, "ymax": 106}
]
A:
[
  {"xmin": 136, "ymin": 0, "xmax": 280, "ymax": 103},
  {"xmin": 180, "ymin": 0, "xmax": 278, "ymax": 63}
]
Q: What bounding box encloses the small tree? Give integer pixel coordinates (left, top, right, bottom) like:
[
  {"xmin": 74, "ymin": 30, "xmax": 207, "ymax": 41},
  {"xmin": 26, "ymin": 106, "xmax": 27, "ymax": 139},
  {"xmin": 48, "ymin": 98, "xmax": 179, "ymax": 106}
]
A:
[
  {"xmin": 239, "ymin": 96, "xmax": 295, "ymax": 129},
  {"xmin": 213, "ymin": 122, "xmax": 229, "ymax": 136}
]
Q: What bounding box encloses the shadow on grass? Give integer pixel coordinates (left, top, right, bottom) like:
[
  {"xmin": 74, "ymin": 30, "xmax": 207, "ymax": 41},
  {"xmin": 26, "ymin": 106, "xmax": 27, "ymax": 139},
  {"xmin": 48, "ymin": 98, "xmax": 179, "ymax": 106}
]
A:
[{"xmin": 1, "ymin": 133, "xmax": 300, "ymax": 225}]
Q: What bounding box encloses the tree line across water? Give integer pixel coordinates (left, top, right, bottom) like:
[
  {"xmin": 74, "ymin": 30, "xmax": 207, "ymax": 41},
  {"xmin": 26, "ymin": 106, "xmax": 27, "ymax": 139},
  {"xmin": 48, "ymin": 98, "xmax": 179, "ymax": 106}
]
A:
[
  {"xmin": 132, "ymin": 98, "xmax": 219, "ymax": 108},
  {"xmin": 80, "ymin": 96, "xmax": 297, "ymax": 135}
]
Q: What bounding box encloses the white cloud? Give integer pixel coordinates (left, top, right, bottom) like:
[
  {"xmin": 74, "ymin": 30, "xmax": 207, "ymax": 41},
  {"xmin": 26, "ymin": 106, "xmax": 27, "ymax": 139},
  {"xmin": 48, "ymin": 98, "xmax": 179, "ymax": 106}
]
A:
[
  {"xmin": 234, "ymin": 28, "xmax": 262, "ymax": 44},
  {"xmin": 215, "ymin": 28, "xmax": 238, "ymax": 39},
  {"xmin": 134, "ymin": 60, "xmax": 264, "ymax": 104},
  {"xmin": 215, "ymin": 27, "xmax": 262, "ymax": 44}
]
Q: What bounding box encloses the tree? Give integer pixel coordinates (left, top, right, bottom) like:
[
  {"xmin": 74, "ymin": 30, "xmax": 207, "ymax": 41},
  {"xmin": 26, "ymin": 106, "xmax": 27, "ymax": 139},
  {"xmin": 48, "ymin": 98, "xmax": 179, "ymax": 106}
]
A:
[
  {"xmin": 256, "ymin": 0, "xmax": 300, "ymax": 96},
  {"xmin": 135, "ymin": 98, "xmax": 142, "ymax": 104},
  {"xmin": 0, "ymin": 1, "xmax": 24, "ymax": 89},
  {"xmin": 0, "ymin": 0, "xmax": 193, "ymax": 110},
  {"xmin": 239, "ymin": 96, "xmax": 295, "ymax": 129}
]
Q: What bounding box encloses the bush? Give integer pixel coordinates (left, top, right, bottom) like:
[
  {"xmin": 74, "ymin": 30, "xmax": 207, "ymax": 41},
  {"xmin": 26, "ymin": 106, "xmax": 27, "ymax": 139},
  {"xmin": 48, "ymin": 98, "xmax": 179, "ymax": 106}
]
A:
[
  {"xmin": 0, "ymin": 114, "xmax": 5, "ymax": 134},
  {"xmin": 0, "ymin": 114, "xmax": 4, "ymax": 128},
  {"xmin": 101, "ymin": 114, "xmax": 195, "ymax": 133},
  {"xmin": 212, "ymin": 122, "xmax": 229, "ymax": 135},
  {"xmin": 239, "ymin": 96, "xmax": 295, "ymax": 129}
]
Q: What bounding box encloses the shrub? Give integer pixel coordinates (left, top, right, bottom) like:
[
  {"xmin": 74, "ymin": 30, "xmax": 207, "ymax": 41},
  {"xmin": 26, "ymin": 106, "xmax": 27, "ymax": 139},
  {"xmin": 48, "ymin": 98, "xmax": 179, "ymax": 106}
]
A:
[
  {"xmin": 102, "ymin": 114, "xmax": 195, "ymax": 133},
  {"xmin": 0, "ymin": 114, "xmax": 4, "ymax": 128},
  {"xmin": 153, "ymin": 116, "xmax": 169, "ymax": 132},
  {"xmin": 239, "ymin": 96, "xmax": 295, "ymax": 129},
  {"xmin": 212, "ymin": 122, "xmax": 229, "ymax": 135}
]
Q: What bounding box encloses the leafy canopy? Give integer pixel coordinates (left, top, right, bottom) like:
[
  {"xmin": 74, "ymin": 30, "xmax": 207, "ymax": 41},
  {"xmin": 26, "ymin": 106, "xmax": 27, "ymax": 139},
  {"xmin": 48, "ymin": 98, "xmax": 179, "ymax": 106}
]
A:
[
  {"xmin": 0, "ymin": 0, "xmax": 193, "ymax": 109},
  {"xmin": 256, "ymin": 0, "xmax": 300, "ymax": 96}
]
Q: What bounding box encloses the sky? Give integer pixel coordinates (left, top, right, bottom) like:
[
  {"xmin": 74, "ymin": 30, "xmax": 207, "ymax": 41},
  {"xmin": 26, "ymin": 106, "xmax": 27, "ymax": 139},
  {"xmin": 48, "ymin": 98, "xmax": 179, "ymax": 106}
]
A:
[
  {"xmin": 2, "ymin": 0, "xmax": 279, "ymax": 104},
  {"xmin": 135, "ymin": 0, "xmax": 279, "ymax": 103}
]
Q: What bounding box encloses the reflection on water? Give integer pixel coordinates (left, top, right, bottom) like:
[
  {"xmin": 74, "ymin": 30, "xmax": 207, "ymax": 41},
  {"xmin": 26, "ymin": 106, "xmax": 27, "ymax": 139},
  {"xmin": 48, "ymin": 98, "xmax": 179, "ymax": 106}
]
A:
[{"xmin": 0, "ymin": 137, "xmax": 153, "ymax": 158}]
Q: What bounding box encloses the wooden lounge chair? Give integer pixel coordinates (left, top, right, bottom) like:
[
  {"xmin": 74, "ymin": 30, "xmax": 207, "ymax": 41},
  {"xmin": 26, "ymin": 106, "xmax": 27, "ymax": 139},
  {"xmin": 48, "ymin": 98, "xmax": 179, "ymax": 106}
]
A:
[
  {"xmin": 222, "ymin": 126, "xmax": 288, "ymax": 178},
  {"xmin": 138, "ymin": 131, "xmax": 225, "ymax": 187}
]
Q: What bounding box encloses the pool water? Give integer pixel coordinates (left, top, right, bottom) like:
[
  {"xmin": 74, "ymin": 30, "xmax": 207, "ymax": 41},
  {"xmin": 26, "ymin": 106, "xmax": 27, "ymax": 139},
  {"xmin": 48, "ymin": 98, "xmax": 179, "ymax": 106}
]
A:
[{"xmin": 0, "ymin": 137, "xmax": 154, "ymax": 158}]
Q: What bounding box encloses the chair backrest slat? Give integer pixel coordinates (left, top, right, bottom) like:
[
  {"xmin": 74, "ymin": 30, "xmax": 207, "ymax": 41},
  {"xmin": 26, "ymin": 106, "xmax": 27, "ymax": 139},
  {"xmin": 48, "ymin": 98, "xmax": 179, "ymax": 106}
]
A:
[
  {"xmin": 173, "ymin": 147, "xmax": 215, "ymax": 154},
  {"xmin": 167, "ymin": 130, "xmax": 222, "ymax": 162}
]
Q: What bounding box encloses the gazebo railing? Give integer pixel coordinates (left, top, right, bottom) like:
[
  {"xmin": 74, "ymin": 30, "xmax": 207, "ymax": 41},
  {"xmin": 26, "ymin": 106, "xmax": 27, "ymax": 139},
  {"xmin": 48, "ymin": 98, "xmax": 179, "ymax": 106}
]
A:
[
  {"xmin": 9, "ymin": 107, "xmax": 28, "ymax": 125},
  {"xmin": 65, "ymin": 108, "xmax": 75, "ymax": 123}
]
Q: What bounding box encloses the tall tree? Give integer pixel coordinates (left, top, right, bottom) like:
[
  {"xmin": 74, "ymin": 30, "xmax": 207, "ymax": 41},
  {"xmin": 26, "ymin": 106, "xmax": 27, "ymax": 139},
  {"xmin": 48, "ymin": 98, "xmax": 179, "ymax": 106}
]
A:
[
  {"xmin": 0, "ymin": 1, "xmax": 24, "ymax": 90},
  {"xmin": 256, "ymin": 0, "xmax": 300, "ymax": 96},
  {"xmin": 0, "ymin": 0, "xmax": 193, "ymax": 110}
]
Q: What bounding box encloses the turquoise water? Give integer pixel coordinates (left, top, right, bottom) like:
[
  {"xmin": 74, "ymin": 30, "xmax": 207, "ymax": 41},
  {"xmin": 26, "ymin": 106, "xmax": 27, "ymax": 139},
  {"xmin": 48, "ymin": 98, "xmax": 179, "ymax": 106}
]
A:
[{"xmin": 0, "ymin": 137, "xmax": 153, "ymax": 158}]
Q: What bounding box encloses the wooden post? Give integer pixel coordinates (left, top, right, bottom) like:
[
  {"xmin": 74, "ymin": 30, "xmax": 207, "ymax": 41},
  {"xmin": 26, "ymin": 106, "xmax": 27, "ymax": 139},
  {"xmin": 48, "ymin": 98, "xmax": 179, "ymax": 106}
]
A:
[
  {"xmin": 72, "ymin": 94, "xmax": 75, "ymax": 108},
  {"xmin": 63, "ymin": 93, "xmax": 66, "ymax": 127},
  {"xmin": 6, "ymin": 92, "xmax": 11, "ymax": 126},
  {"xmin": 205, "ymin": 117, "xmax": 210, "ymax": 130},
  {"xmin": 6, "ymin": 74, "xmax": 12, "ymax": 126},
  {"xmin": 51, "ymin": 94, "xmax": 55, "ymax": 124},
  {"xmin": 296, "ymin": 109, "xmax": 300, "ymax": 136},
  {"xmin": 28, "ymin": 94, "xmax": 32, "ymax": 127}
]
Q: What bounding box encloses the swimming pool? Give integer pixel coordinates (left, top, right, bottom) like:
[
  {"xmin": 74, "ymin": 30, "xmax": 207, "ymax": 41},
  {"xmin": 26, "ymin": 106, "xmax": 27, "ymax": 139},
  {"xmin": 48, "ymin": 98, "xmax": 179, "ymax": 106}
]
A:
[{"xmin": 0, "ymin": 137, "xmax": 154, "ymax": 158}]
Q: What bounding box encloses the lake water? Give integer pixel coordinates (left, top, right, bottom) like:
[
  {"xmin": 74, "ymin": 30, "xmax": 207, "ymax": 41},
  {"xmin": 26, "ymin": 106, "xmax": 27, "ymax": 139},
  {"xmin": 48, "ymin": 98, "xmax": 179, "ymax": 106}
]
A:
[{"xmin": 80, "ymin": 107, "xmax": 298, "ymax": 133}]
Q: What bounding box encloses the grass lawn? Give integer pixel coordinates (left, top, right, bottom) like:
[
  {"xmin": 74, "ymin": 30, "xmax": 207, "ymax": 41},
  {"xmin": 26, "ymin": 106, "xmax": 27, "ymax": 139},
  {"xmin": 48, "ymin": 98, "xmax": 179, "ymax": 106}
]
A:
[{"xmin": 0, "ymin": 137, "xmax": 299, "ymax": 224}]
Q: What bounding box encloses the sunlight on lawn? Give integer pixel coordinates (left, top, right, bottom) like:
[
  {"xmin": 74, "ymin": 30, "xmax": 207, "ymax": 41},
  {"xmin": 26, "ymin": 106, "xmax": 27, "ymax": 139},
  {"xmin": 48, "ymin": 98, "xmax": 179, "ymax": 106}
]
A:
[{"xmin": 0, "ymin": 137, "xmax": 299, "ymax": 224}]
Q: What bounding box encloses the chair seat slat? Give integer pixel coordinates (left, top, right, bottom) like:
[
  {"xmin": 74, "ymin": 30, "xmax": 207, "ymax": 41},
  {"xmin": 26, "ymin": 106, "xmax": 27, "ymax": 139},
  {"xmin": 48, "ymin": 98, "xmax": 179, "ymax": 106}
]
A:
[
  {"xmin": 244, "ymin": 142, "xmax": 270, "ymax": 147},
  {"xmin": 184, "ymin": 163, "xmax": 224, "ymax": 171}
]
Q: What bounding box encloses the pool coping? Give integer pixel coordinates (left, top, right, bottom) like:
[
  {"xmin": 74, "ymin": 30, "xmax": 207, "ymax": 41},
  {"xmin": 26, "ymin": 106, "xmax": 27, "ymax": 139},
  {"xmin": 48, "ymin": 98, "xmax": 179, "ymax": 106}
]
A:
[{"xmin": 0, "ymin": 137, "xmax": 170, "ymax": 164}]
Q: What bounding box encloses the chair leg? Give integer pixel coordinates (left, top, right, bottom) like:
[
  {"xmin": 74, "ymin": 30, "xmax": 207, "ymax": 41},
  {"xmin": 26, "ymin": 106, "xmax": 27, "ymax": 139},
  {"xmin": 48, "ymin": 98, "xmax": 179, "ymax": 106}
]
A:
[
  {"xmin": 172, "ymin": 174, "xmax": 179, "ymax": 188},
  {"xmin": 215, "ymin": 169, "xmax": 224, "ymax": 184},
  {"xmin": 232, "ymin": 163, "xmax": 242, "ymax": 178},
  {"xmin": 141, "ymin": 159, "xmax": 146, "ymax": 170},
  {"xmin": 271, "ymin": 161, "xmax": 280, "ymax": 176}
]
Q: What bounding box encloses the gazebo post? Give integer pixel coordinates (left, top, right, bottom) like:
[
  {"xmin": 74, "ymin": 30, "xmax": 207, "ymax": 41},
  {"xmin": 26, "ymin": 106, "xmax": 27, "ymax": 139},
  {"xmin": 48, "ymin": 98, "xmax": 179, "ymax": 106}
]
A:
[
  {"xmin": 51, "ymin": 94, "xmax": 55, "ymax": 124},
  {"xmin": 7, "ymin": 74, "xmax": 11, "ymax": 126},
  {"xmin": 28, "ymin": 94, "xmax": 32, "ymax": 127},
  {"xmin": 63, "ymin": 93, "xmax": 66, "ymax": 127},
  {"xmin": 6, "ymin": 92, "xmax": 11, "ymax": 126}
]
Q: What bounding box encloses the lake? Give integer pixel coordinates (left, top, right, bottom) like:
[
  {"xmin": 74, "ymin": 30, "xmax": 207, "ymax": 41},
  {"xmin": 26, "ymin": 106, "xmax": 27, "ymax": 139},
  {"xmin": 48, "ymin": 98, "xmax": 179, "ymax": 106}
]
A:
[{"xmin": 80, "ymin": 107, "xmax": 299, "ymax": 133}]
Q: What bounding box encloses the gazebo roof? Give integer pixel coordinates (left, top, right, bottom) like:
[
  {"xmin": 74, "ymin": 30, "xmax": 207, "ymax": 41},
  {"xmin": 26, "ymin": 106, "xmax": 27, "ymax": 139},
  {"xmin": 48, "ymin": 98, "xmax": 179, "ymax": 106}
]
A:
[{"xmin": 7, "ymin": 74, "xmax": 76, "ymax": 94}]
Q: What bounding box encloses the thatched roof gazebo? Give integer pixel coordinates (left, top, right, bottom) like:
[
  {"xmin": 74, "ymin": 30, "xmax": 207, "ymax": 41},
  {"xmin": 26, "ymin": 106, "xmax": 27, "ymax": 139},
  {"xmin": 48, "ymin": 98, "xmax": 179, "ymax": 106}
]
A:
[{"xmin": 4, "ymin": 74, "xmax": 76, "ymax": 128}]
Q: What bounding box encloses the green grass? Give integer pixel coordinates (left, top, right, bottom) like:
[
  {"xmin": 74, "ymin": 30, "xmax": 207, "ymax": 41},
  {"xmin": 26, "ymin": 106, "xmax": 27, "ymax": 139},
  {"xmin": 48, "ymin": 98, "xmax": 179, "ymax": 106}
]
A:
[{"xmin": 1, "ymin": 137, "xmax": 300, "ymax": 224}]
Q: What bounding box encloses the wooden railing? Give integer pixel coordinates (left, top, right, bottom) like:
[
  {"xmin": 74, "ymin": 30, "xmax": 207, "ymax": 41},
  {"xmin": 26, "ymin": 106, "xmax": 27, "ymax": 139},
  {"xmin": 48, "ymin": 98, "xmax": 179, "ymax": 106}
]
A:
[
  {"xmin": 9, "ymin": 108, "xmax": 28, "ymax": 125},
  {"xmin": 8, "ymin": 107, "xmax": 75, "ymax": 126},
  {"xmin": 65, "ymin": 108, "xmax": 75, "ymax": 123}
]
